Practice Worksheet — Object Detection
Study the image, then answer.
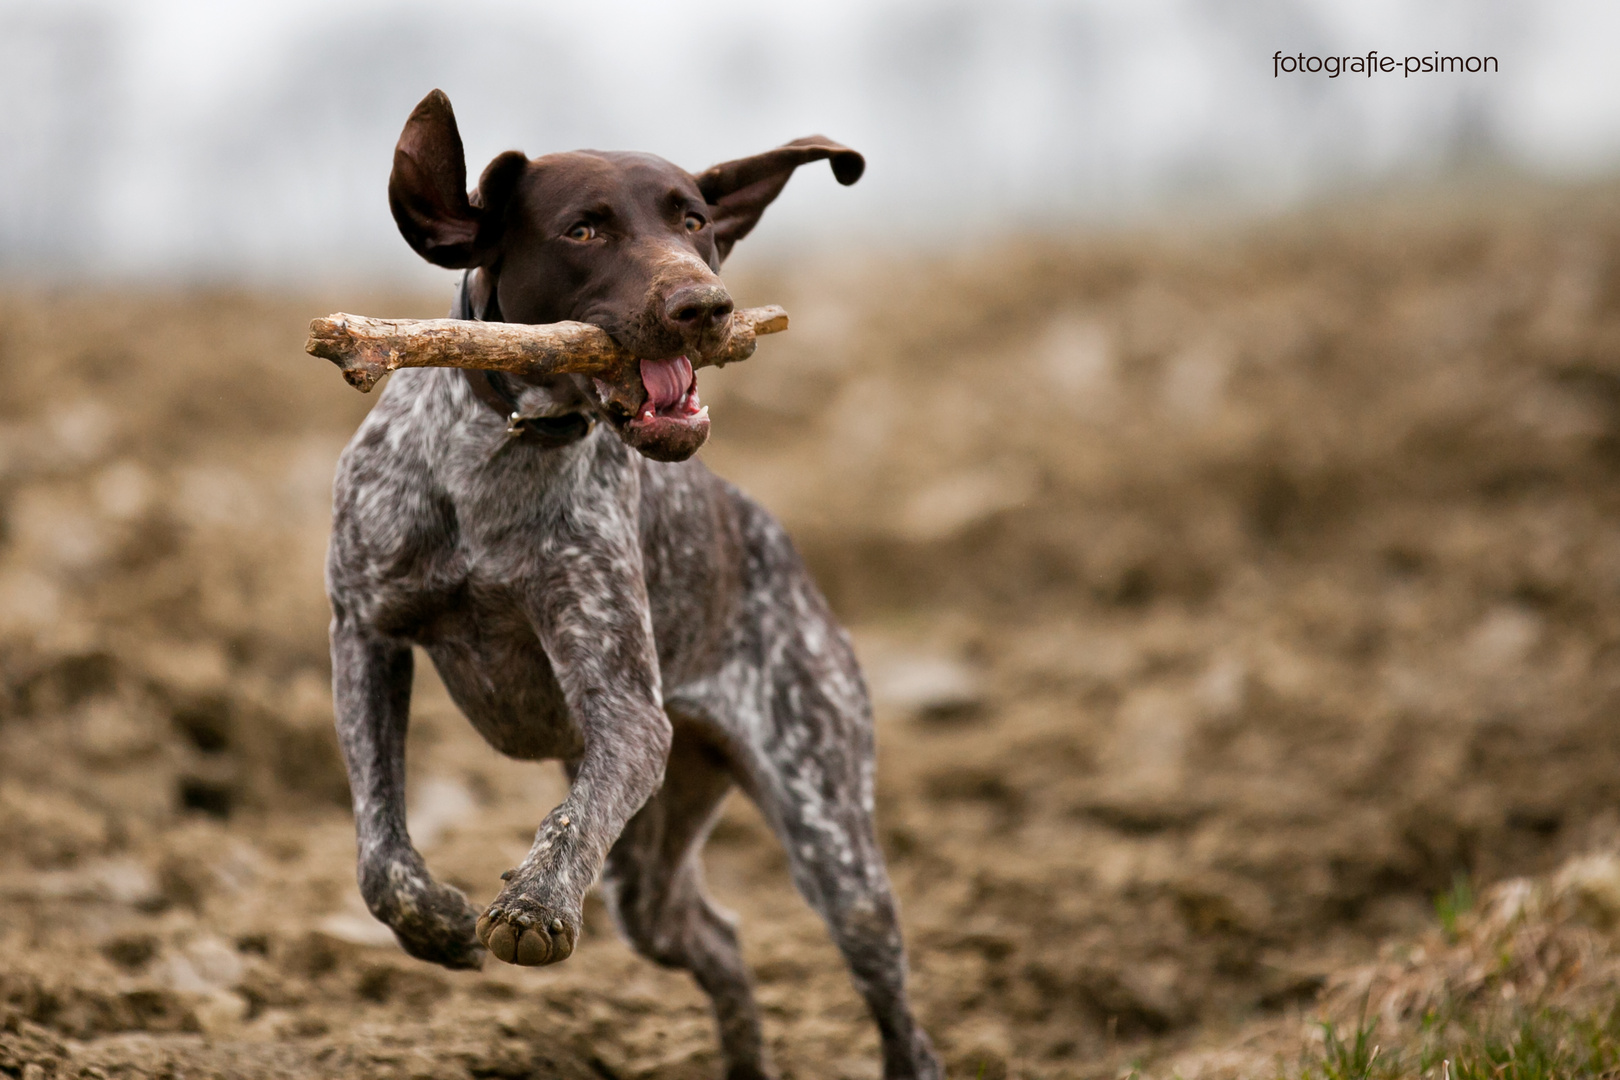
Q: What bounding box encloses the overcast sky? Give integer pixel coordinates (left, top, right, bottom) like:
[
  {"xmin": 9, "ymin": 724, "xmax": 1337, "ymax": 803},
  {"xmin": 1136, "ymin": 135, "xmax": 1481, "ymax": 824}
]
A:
[{"xmin": 2, "ymin": 0, "xmax": 1616, "ymax": 282}]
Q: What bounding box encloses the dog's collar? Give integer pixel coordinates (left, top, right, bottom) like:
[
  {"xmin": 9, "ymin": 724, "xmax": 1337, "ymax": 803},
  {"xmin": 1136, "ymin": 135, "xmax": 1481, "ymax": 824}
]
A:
[{"xmin": 457, "ymin": 269, "xmax": 595, "ymax": 449}]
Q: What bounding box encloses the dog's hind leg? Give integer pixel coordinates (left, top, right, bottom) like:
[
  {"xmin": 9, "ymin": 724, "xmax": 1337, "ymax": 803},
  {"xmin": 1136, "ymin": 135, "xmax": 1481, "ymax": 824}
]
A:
[
  {"xmin": 740, "ymin": 642, "xmax": 942, "ymax": 1080},
  {"xmin": 330, "ymin": 616, "xmax": 485, "ymax": 969},
  {"xmin": 602, "ymin": 726, "xmax": 770, "ymax": 1080}
]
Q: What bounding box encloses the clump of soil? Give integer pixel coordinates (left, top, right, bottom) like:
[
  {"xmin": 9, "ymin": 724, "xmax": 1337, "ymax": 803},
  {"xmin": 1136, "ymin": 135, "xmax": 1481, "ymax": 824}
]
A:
[{"xmin": 4, "ymin": 183, "xmax": 1620, "ymax": 1078}]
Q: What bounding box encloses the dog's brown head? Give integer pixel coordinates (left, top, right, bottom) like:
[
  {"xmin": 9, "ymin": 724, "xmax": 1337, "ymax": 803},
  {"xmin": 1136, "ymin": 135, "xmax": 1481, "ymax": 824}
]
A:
[{"xmin": 387, "ymin": 89, "xmax": 863, "ymax": 462}]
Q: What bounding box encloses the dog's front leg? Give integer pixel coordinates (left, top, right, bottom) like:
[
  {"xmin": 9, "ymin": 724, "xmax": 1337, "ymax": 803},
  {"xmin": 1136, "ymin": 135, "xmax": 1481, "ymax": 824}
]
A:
[
  {"xmin": 476, "ymin": 553, "xmax": 673, "ymax": 967},
  {"xmin": 331, "ymin": 614, "xmax": 485, "ymax": 969}
]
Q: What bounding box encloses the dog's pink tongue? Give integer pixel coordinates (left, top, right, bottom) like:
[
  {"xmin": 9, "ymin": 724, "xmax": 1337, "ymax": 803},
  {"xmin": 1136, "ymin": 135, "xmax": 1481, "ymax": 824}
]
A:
[{"xmin": 640, "ymin": 356, "xmax": 694, "ymax": 412}]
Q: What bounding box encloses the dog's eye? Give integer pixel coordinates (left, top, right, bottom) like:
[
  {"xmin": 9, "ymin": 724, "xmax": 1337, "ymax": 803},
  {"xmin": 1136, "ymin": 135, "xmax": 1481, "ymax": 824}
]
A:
[
  {"xmin": 683, "ymin": 214, "xmax": 705, "ymax": 232},
  {"xmin": 566, "ymin": 223, "xmax": 595, "ymax": 241}
]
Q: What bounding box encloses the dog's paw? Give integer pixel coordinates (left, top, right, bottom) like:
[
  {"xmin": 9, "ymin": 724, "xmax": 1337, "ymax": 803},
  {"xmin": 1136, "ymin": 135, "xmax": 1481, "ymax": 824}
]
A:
[
  {"xmin": 367, "ymin": 872, "xmax": 486, "ymax": 971},
  {"xmin": 476, "ymin": 888, "xmax": 578, "ymax": 967},
  {"xmin": 394, "ymin": 922, "xmax": 486, "ymax": 971}
]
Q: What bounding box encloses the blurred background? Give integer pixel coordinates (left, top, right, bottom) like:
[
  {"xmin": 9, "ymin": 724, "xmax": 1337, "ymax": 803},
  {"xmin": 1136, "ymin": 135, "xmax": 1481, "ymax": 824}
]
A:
[
  {"xmin": 2, "ymin": 0, "xmax": 1618, "ymax": 280},
  {"xmin": 4, "ymin": 3, "xmax": 1620, "ymax": 1080}
]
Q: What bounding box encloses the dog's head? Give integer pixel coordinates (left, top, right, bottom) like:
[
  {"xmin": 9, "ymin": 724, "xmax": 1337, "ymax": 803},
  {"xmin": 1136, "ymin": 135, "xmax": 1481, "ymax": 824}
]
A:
[{"xmin": 387, "ymin": 90, "xmax": 863, "ymax": 462}]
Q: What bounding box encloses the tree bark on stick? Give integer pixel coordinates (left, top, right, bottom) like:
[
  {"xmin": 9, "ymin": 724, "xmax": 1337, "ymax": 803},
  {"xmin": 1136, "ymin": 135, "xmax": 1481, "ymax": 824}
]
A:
[{"xmin": 306, "ymin": 305, "xmax": 789, "ymax": 392}]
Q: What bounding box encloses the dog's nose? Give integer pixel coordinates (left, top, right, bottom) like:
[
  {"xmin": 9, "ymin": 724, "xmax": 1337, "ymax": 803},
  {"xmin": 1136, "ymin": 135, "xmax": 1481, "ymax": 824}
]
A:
[{"xmin": 663, "ymin": 284, "xmax": 734, "ymax": 333}]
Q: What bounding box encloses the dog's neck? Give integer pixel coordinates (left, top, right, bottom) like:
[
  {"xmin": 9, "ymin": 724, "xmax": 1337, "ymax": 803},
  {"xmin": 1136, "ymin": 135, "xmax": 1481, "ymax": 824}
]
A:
[
  {"xmin": 461, "ymin": 265, "xmax": 503, "ymax": 323},
  {"xmin": 458, "ymin": 268, "xmax": 595, "ymax": 449}
]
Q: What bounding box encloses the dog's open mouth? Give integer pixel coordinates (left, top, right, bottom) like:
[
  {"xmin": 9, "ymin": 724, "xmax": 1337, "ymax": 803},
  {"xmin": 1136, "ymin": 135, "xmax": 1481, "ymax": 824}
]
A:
[
  {"xmin": 594, "ymin": 355, "xmax": 712, "ymax": 462},
  {"xmin": 633, "ymin": 356, "xmax": 707, "ymax": 429}
]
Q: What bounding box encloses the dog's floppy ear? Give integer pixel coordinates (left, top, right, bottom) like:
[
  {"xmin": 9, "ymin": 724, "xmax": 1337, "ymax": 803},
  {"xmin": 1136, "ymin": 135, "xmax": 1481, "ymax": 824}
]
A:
[
  {"xmin": 388, "ymin": 90, "xmax": 528, "ymax": 268},
  {"xmin": 696, "ymin": 136, "xmax": 864, "ymax": 262}
]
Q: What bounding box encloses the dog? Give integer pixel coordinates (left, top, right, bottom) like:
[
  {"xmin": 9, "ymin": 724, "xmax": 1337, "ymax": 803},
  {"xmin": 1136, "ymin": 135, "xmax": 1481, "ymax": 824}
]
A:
[{"xmin": 326, "ymin": 90, "xmax": 941, "ymax": 1079}]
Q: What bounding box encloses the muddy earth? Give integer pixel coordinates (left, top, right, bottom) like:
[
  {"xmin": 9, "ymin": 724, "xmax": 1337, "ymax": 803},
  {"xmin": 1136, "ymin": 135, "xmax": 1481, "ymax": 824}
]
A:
[{"xmin": 4, "ymin": 186, "xmax": 1620, "ymax": 1079}]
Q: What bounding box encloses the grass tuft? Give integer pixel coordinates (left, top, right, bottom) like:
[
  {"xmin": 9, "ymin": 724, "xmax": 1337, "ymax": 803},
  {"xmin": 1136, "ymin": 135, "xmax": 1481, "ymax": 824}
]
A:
[
  {"xmin": 1433, "ymin": 872, "xmax": 1475, "ymax": 944},
  {"xmin": 1301, "ymin": 1003, "xmax": 1380, "ymax": 1080},
  {"xmin": 1288, "ymin": 1004, "xmax": 1620, "ymax": 1080}
]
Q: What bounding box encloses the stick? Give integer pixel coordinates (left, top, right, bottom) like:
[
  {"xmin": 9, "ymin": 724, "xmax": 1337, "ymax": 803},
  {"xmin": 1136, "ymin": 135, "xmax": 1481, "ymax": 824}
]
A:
[{"xmin": 306, "ymin": 306, "xmax": 789, "ymax": 392}]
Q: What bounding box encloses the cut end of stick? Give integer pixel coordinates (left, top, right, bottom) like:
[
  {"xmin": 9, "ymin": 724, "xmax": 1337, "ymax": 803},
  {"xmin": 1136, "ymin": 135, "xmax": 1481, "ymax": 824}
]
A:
[{"xmin": 747, "ymin": 306, "xmax": 790, "ymax": 336}]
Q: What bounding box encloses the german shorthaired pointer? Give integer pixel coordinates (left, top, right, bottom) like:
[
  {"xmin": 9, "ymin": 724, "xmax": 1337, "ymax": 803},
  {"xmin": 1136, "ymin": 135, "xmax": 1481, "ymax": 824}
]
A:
[{"xmin": 326, "ymin": 90, "xmax": 940, "ymax": 1079}]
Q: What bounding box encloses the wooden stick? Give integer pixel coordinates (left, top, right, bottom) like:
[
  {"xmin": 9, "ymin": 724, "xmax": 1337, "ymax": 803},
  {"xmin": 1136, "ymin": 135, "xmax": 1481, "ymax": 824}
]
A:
[{"xmin": 307, "ymin": 306, "xmax": 789, "ymax": 392}]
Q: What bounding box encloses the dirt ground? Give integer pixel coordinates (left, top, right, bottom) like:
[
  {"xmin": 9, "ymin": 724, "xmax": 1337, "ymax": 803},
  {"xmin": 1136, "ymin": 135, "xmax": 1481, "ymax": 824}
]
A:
[{"xmin": 5, "ymin": 183, "xmax": 1620, "ymax": 1079}]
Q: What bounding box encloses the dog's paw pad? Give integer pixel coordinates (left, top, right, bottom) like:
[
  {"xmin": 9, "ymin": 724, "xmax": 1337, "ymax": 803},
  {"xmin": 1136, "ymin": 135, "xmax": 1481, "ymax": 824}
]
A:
[{"xmin": 476, "ymin": 903, "xmax": 575, "ymax": 967}]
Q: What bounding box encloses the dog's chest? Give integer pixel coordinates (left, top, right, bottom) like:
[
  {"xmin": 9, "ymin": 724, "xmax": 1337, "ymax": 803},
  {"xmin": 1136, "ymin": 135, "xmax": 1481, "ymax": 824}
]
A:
[
  {"xmin": 377, "ymin": 533, "xmax": 628, "ymax": 762},
  {"xmin": 352, "ymin": 427, "xmax": 744, "ymax": 756}
]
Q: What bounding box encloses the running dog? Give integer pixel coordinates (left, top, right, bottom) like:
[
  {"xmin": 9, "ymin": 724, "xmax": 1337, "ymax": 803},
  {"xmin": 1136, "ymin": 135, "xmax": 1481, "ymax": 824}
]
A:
[{"xmin": 326, "ymin": 89, "xmax": 940, "ymax": 1079}]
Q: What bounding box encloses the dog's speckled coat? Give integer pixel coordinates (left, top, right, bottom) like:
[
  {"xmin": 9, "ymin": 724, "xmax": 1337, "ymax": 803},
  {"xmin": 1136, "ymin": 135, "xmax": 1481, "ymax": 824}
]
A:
[{"xmin": 326, "ymin": 90, "xmax": 940, "ymax": 1079}]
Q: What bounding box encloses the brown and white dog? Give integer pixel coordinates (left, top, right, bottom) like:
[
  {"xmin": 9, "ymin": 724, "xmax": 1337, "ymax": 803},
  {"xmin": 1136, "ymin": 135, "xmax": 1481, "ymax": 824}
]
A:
[{"xmin": 326, "ymin": 90, "xmax": 940, "ymax": 1079}]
